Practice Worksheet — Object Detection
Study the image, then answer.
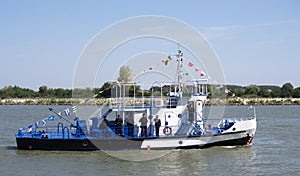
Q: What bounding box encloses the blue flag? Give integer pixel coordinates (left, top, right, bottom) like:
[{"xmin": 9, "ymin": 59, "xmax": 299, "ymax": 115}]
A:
[
  {"xmin": 42, "ymin": 118, "xmax": 47, "ymax": 125},
  {"xmin": 48, "ymin": 115, "xmax": 55, "ymax": 121},
  {"xmin": 35, "ymin": 121, "xmax": 39, "ymax": 128},
  {"xmin": 28, "ymin": 125, "xmax": 33, "ymax": 133}
]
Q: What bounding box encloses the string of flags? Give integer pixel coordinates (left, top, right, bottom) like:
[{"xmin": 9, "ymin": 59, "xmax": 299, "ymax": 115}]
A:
[
  {"xmin": 224, "ymin": 88, "xmax": 235, "ymax": 97},
  {"xmin": 79, "ymin": 84, "xmax": 113, "ymax": 105},
  {"xmin": 224, "ymin": 88, "xmax": 230, "ymax": 94},
  {"xmin": 223, "ymin": 88, "xmax": 247, "ymax": 104},
  {"xmin": 26, "ymin": 106, "xmax": 77, "ymax": 132},
  {"xmin": 80, "ymin": 51, "xmax": 207, "ymax": 105},
  {"xmin": 133, "ymin": 53, "xmax": 207, "ymax": 79},
  {"xmin": 79, "ymin": 90, "xmax": 104, "ymax": 105},
  {"xmin": 186, "ymin": 61, "xmax": 206, "ymax": 77}
]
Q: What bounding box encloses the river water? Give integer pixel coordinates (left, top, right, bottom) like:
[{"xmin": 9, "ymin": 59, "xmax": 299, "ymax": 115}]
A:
[{"xmin": 0, "ymin": 105, "xmax": 299, "ymax": 176}]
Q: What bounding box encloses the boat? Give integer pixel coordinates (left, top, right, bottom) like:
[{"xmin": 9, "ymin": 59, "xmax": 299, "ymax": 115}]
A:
[{"xmin": 16, "ymin": 50, "xmax": 257, "ymax": 150}]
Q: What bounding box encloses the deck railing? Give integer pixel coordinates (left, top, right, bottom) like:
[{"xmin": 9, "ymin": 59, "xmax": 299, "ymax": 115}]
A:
[{"xmin": 16, "ymin": 115, "xmax": 254, "ymax": 139}]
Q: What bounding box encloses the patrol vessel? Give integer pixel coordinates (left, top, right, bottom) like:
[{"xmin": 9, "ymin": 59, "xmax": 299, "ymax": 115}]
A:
[{"xmin": 16, "ymin": 50, "xmax": 256, "ymax": 150}]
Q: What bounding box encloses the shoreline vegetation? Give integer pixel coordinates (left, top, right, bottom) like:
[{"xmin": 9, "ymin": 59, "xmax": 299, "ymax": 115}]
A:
[
  {"xmin": 1, "ymin": 97, "xmax": 300, "ymax": 106},
  {"xmin": 1, "ymin": 82, "xmax": 300, "ymax": 106}
]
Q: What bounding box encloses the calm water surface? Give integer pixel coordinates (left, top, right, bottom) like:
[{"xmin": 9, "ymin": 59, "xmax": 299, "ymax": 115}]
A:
[{"xmin": 0, "ymin": 105, "xmax": 299, "ymax": 176}]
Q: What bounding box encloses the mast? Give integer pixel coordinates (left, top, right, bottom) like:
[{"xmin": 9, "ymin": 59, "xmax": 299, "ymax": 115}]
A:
[{"xmin": 175, "ymin": 49, "xmax": 184, "ymax": 97}]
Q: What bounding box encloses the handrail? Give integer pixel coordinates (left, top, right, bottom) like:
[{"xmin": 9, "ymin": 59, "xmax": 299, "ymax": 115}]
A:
[
  {"xmin": 63, "ymin": 127, "xmax": 70, "ymax": 139},
  {"xmin": 57, "ymin": 122, "xmax": 64, "ymax": 134}
]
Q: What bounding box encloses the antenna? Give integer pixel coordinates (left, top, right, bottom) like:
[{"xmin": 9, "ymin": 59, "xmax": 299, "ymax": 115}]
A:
[
  {"xmin": 167, "ymin": 46, "xmax": 185, "ymax": 98},
  {"xmin": 176, "ymin": 49, "xmax": 183, "ymax": 97}
]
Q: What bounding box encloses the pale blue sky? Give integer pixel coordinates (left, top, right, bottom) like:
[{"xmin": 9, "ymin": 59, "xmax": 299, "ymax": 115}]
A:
[{"xmin": 1, "ymin": 0, "xmax": 300, "ymax": 90}]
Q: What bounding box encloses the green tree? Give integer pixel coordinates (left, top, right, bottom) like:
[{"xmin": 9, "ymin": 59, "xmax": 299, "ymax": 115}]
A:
[
  {"xmin": 53, "ymin": 88, "xmax": 72, "ymax": 98},
  {"xmin": 258, "ymin": 89, "xmax": 271, "ymax": 98},
  {"xmin": 208, "ymin": 85, "xmax": 225, "ymax": 98},
  {"xmin": 293, "ymin": 87, "xmax": 300, "ymax": 98},
  {"xmin": 257, "ymin": 86, "xmax": 281, "ymax": 98},
  {"xmin": 38, "ymin": 85, "xmax": 48, "ymax": 97},
  {"xmin": 72, "ymin": 88, "xmax": 94, "ymax": 98},
  {"xmin": 128, "ymin": 85, "xmax": 139, "ymax": 97},
  {"xmin": 280, "ymin": 83, "xmax": 294, "ymax": 98},
  {"xmin": 244, "ymin": 85, "xmax": 260, "ymax": 96},
  {"xmin": 226, "ymin": 85, "xmax": 245, "ymax": 97},
  {"xmin": 270, "ymin": 88, "xmax": 281, "ymax": 97},
  {"xmin": 96, "ymin": 82, "xmax": 112, "ymax": 98},
  {"xmin": 117, "ymin": 65, "xmax": 132, "ymax": 83},
  {"xmin": 0, "ymin": 85, "xmax": 37, "ymax": 98}
]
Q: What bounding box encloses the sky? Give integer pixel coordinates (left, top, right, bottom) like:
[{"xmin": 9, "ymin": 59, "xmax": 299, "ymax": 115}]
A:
[{"xmin": 1, "ymin": 0, "xmax": 300, "ymax": 90}]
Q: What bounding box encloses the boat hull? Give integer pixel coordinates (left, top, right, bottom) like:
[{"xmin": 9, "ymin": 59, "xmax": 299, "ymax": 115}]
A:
[{"xmin": 16, "ymin": 130, "xmax": 255, "ymax": 150}]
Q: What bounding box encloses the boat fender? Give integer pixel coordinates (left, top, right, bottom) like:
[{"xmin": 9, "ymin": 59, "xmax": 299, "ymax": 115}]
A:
[{"xmin": 163, "ymin": 126, "xmax": 172, "ymax": 135}]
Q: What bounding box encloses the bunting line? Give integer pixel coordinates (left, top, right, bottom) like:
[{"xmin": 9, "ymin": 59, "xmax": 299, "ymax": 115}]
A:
[
  {"xmin": 133, "ymin": 53, "xmax": 207, "ymax": 79},
  {"xmin": 30, "ymin": 106, "xmax": 77, "ymax": 130}
]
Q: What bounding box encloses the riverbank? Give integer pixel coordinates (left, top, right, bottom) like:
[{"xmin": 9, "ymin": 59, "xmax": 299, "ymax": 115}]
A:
[
  {"xmin": 219, "ymin": 97, "xmax": 300, "ymax": 105},
  {"xmin": 1, "ymin": 97, "xmax": 300, "ymax": 105}
]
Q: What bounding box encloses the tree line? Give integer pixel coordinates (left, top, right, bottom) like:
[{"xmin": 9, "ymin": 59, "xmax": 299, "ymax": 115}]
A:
[
  {"xmin": 0, "ymin": 82, "xmax": 300, "ymax": 99},
  {"xmin": 0, "ymin": 85, "xmax": 72, "ymax": 99},
  {"xmin": 224, "ymin": 83, "xmax": 300, "ymax": 98}
]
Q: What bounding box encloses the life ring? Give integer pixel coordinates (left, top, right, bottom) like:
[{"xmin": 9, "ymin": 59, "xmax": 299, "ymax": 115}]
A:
[
  {"xmin": 163, "ymin": 126, "xmax": 172, "ymax": 135},
  {"xmin": 83, "ymin": 141, "xmax": 88, "ymax": 147}
]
